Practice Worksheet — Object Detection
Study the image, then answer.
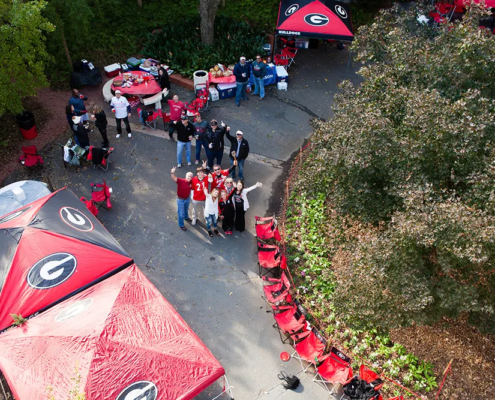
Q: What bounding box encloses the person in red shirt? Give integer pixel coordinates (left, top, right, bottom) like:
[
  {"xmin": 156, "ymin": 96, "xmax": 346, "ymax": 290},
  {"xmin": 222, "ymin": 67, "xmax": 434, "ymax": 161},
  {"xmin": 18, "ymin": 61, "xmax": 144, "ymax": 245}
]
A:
[
  {"xmin": 167, "ymin": 95, "xmax": 186, "ymax": 141},
  {"xmin": 208, "ymin": 161, "xmax": 237, "ymax": 191},
  {"xmin": 170, "ymin": 167, "xmax": 193, "ymax": 231},
  {"xmin": 191, "ymin": 165, "xmax": 209, "ymax": 226}
]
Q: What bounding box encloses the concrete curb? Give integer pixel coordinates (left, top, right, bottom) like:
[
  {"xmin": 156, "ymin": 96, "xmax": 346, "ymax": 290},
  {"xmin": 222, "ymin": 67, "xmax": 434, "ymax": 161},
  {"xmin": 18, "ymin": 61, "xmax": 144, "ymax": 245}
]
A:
[{"xmin": 106, "ymin": 117, "xmax": 284, "ymax": 169}]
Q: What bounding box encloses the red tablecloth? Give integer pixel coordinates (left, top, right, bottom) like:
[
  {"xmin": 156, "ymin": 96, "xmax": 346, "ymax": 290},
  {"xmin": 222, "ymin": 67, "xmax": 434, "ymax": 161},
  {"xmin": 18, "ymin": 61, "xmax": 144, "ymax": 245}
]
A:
[
  {"xmin": 208, "ymin": 73, "xmax": 236, "ymax": 84},
  {"xmin": 111, "ymin": 71, "xmax": 161, "ymax": 95}
]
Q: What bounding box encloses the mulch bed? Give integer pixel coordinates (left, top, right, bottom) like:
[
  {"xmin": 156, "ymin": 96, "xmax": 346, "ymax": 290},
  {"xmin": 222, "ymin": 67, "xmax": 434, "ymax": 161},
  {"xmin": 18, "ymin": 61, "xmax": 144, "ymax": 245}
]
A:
[{"xmin": 0, "ymin": 84, "xmax": 105, "ymax": 186}]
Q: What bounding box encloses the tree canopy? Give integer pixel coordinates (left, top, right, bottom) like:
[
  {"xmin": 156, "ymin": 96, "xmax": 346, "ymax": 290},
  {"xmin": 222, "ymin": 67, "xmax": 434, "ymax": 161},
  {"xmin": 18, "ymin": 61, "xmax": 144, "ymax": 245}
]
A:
[
  {"xmin": 0, "ymin": 0, "xmax": 54, "ymax": 115},
  {"xmin": 300, "ymin": 1, "xmax": 495, "ymax": 333}
]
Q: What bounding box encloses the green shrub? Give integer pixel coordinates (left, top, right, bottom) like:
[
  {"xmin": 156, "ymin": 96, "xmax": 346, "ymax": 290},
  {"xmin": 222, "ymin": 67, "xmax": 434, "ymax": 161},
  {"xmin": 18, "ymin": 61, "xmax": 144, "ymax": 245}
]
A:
[{"xmin": 143, "ymin": 16, "xmax": 265, "ymax": 78}]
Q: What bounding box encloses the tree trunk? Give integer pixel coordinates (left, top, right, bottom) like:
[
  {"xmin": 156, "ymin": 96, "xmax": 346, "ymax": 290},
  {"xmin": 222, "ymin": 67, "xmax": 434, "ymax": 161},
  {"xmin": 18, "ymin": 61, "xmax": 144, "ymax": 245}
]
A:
[
  {"xmin": 137, "ymin": 0, "xmax": 142, "ymax": 8},
  {"xmin": 199, "ymin": 0, "xmax": 222, "ymax": 45},
  {"xmin": 61, "ymin": 29, "xmax": 72, "ymax": 67}
]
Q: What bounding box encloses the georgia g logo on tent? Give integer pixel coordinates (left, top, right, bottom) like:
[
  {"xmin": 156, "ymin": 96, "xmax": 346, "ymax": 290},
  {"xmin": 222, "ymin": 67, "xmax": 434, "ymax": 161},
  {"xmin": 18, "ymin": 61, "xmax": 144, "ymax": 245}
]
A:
[
  {"xmin": 60, "ymin": 206, "xmax": 94, "ymax": 232},
  {"xmin": 116, "ymin": 381, "xmax": 158, "ymax": 400},
  {"xmin": 285, "ymin": 3, "xmax": 299, "ymax": 16},
  {"xmin": 27, "ymin": 253, "xmax": 77, "ymax": 289},
  {"xmin": 335, "ymin": 4, "xmax": 347, "ymax": 19},
  {"xmin": 304, "ymin": 13, "xmax": 329, "ymax": 26},
  {"xmin": 0, "ymin": 206, "xmax": 32, "ymax": 225}
]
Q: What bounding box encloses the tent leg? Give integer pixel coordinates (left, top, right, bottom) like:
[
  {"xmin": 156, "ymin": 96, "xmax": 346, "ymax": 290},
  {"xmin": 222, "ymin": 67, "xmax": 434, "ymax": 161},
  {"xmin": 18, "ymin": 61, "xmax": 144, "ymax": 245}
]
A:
[{"xmin": 212, "ymin": 375, "xmax": 234, "ymax": 400}]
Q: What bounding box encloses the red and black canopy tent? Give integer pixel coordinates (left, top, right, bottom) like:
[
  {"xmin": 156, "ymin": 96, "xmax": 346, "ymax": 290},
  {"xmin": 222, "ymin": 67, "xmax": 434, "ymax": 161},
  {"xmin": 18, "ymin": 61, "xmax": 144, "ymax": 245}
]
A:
[
  {"xmin": 276, "ymin": 0, "xmax": 353, "ymax": 41},
  {"xmin": 0, "ymin": 187, "xmax": 133, "ymax": 333},
  {"xmin": 0, "ymin": 266, "xmax": 228, "ymax": 400}
]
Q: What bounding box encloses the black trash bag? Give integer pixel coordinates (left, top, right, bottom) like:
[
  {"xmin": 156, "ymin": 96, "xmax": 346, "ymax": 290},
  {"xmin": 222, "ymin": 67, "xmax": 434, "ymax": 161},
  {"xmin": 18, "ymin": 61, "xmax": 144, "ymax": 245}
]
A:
[{"xmin": 343, "ymin": 377, "xmax": 381, "ymax": 400}]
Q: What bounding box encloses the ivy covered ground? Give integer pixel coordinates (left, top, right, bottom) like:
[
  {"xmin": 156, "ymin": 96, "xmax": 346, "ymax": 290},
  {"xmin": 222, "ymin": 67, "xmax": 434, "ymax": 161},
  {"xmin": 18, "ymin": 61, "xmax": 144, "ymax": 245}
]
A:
[{"xmin": 282, "ymin": 145, "xmax": 495, "ymax": 399}]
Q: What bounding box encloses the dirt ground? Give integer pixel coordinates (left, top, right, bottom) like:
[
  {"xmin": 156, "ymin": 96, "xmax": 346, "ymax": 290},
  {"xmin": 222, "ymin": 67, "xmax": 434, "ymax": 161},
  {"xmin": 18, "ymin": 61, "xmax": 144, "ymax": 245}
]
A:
[{"xmin": 0, "ymin": 84, "xmax": 104, "ymax": 185}]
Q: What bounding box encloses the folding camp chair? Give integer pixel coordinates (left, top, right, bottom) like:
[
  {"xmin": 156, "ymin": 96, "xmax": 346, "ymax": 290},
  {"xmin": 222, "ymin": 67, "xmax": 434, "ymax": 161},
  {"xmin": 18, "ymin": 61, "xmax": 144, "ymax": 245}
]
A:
[
  {"xmin": 291, "ymin": 326, "xmax": 328, "ymax": 373},
  {"xmin": 272, "ymin": 302, "xmax": 308, "ymax": 343},
  {"xmin": 87, "ymin": 146, "xmax": 114, "ymax": 171},
  {"xmin": 255, "ymin": 216, "xmax": 282, "ymax": 241},
  {"xmin": 343, "ymin": 365, "xmax": 384, "ymax": 400},
  {"xmin": 262, "ymin": 272, "xmax": 292, "ymax": 306},
  {"xmin": 91, "ymin": 180, "xmax": 112, "ymax": 211},
  {"xmin": 80, "ymin": 196, "xmax": 99, "ymax": 217},
  {"xmin": 18, "ymin": 146, "xmax": 43, "ymax": 168},
  {"xmin": 138, "ymin": 108, "xmax": 162, "ymax": 130},
  {"xmin": 280, "ymin": 37, "xmax": 298, "ymax": 67},
  {"xmin": 313, "ymin": 347, "xmax": 353, "ymax": 395},
  {"xmin": 258, "ymin": 242, "xmax": 285, "ymax": 276}
]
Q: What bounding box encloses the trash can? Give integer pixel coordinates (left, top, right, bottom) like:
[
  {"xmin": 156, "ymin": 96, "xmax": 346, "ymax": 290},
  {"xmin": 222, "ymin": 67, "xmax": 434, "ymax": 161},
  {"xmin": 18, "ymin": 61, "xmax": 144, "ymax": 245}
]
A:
[
  {"xmin": 16, "ymin": 111, "xmax": 38, "ymax": 140},
  {"xmin": 193, "ymin": 70, "xmax": 208, "ymax": 90}
]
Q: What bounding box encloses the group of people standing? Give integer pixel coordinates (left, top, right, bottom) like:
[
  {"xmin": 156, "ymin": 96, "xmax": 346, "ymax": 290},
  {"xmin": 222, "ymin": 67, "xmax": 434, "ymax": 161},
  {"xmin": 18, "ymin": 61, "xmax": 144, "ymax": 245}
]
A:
[
  {"xmin": 66, "ymin": 89, "xmax": 110, "ymax": 148},
  {"xmin": 171, "ymin": 160, "xmax": 262, "ymax": 237},
  {"xmin": 65, "ymin": 88, "xmax": 134, "ymax": 148}
]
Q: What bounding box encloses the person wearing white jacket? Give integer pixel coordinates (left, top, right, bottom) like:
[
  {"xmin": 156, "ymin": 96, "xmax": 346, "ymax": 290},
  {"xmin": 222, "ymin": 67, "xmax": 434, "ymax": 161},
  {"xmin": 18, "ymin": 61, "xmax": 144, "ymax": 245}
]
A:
[
  {"xmin": 203, "ymin": 183, "xmax": 220, "ymax": 238},
  {"xmin": 232, "ymin": 180, "xmax": 262, "ymax": 232}
]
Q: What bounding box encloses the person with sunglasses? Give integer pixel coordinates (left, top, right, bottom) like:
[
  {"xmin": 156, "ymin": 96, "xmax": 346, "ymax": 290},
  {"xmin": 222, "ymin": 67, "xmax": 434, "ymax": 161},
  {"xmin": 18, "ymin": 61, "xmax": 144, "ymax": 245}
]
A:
[
  {"xmin": 225, "ymin": 129, "xmax": 249, "ymax": 181},
  {"xmin": 252, "ymin": 55, "xmax": 267, "ymax": 101},
  {"xmin": 208, "ymin": 161, "xmax": 237, "ymax": 192},
  {"xmin": 206, "ymin": 119, "xmax": 227, "ymax": 168}
]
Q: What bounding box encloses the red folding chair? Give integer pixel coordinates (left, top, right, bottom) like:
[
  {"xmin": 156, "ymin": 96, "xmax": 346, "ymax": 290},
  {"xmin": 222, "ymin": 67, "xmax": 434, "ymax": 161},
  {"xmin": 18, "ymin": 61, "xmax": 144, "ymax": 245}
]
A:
[
  {"xmin": 262, "ymin": 272, "xmax": 292, "ymax": 305},
  {"xmin": 258, "ymin": 242, "xmax": 285, "ymax": 276},
  {"xmin": 80, "ymin": 196, "xmax": 99, "ymax": 217},
  {"xmin": 138, "ymin": 108, "xmax": 162, "ymax": 129},
  {"xmin": 91, "ymin": 180, "xmax": 112, "ymax": 211},
  {"xmin": 280, "ymin": 37, "xmax": 298, "ymax": 67},
  {"xmin": 272, "ymin": 302, "xmax": 307, "ymax": 343},
  {"xmin": 18, "ymin": 146, "xmax": 43, "ymax": 168},
  {"xmin": 343, "ymin": 365, "xmax": 384, "ymax": 400},
  {"xmin": 87, "ymin": 146, "xmax": 114, "ymax": 171},
  {"xmin": 291, "ymin": 326, "xmax": 328, "ymax": 373},
  {"xmin": 255, "ymin": 216, "xmax": 282, "ymax": 241},
  {"xmin": 313, "ymin": 347, "xmax": 353, "ymax": 395}
]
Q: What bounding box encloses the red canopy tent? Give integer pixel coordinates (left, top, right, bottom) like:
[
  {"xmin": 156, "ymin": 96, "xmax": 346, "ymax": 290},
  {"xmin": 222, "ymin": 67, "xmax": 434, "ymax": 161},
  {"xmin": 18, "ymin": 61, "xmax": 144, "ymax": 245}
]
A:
[
  {"xmin": 0, "ymin": 265, "xmax": 228, "ymax": 400},
  {"xmin": 276, "ymin": 0, "xmax": 353, "ymax": 41},
  {"xmin": 0, "ymin": 188, "xmax": 133, "ymax": 332}
]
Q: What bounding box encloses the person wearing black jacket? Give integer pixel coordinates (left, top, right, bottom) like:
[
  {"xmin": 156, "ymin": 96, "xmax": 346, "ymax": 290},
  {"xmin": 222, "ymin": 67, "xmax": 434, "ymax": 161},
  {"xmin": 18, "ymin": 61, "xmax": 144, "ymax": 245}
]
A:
[
  {"xmin": 226, "ymin": 128, "xmax": 249, "ymax": 181},
  {"xmin": 156, "ymin": 67, "xmax": 171, "ymax": 93},
  {"xmin": 173, "ymin": 115, "xmax": 195, "ymax": 167},
  {"xmin": 206, "ymin": 119, "xmax": 227, "ymax": 168},
  {"xmin": 73, "ymin": 116, "xmax": 91, "ymax": 148},
  {"xmin": 92, "ymin": 106, "xmax": 109, "ymax": 147},
  {"xmin": 233, "ymin": 56, "xmax": 250, "ymax": 107}
]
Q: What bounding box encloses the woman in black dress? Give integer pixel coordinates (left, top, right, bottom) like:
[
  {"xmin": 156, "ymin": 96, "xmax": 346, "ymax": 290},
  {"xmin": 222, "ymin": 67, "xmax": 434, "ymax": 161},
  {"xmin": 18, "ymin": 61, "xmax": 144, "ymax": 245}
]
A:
[
  {"xmin": 233, "ymin": 180, "xmax": 263, "ymax": 232},
  {"xmin": 92, "ymin": 106, "xmax": 109, "ymax": 147},
  {"xmin": 156, "ymin": 67, "xmax": 171, "ymax": 92},
  {"xmin": 219, "ymin": 189, "xmax": 235, "ymax": 235}
]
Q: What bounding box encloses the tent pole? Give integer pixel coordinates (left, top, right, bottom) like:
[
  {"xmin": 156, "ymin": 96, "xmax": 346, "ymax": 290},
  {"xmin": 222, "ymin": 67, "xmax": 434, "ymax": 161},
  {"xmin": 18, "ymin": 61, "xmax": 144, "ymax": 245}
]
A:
[{"xmin": 0, "ymin": 376, "xmax": 8, "ymax": 400}]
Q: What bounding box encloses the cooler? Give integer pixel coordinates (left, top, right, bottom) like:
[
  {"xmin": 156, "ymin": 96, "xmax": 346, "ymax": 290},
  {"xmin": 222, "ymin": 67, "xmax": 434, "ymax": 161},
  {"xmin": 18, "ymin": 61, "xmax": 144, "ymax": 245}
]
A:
[
  {"xmin": 217, "ymin": 83, "xmax": 237, "ymax": 99},
  {"xmin": 276, "ymin": 66, "xmax": 289, "ymax": 83},
  {"xmin": 104, "ymin": 63, "xmax": 121, "ymax": 78},
  {"xmin": 126, "ymin": 57, "xmax": 142, "ymax": 71},
  {"xmin": 295, "ymin": 38, "xmax": 309, "ymax": 49},
  {"xmin": 209, "ymin": 87, "xmax": 219, "ymax": 101}
]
